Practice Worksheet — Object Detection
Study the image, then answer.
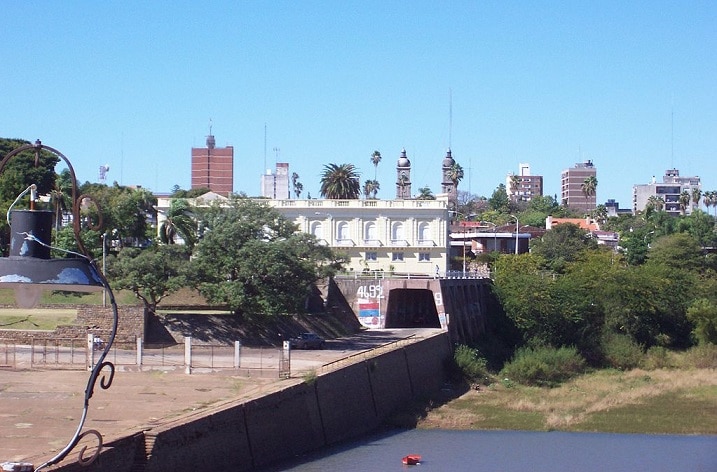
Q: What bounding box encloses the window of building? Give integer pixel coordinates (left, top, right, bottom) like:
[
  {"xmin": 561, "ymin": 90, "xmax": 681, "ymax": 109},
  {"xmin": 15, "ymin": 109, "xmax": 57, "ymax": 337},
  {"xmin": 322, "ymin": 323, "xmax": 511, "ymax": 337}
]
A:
[
  {"xmin": 391, "ymin": 222, "xmax": 404, "ymax": 241},
  {"xmin": 365, "ymin": 251, "xmax": 377, "ymax": 261},
  {"xmin": 418, "ymin": 222, "xmax": 430, "ymax": 241},
  {"xmin": 337, "ymin": 221, "xmax": 349, "ymax": 240},
  {"xmin": 392, "ymin": 252, "xmax": 404, "ymax": 262},
  {"xmin": 311, "ymin": 222, "xmax": 323, "ymax": 240},
  {"xmin": 418, "ymin": 252, "xmax": 430, "ymax": 262}
]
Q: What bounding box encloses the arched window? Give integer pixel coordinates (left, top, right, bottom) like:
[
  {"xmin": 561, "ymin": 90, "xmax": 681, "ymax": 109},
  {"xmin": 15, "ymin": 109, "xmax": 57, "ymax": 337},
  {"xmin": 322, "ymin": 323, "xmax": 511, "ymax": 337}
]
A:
[
  {"xmin": 418, "ymin": 222, "xmax": 430, "ymax": 241},
  {"xmin": 337, "ymin": 221, "xmax": 349, "ymax": 241},
  {"xmin": 391, "ymin": 222, "xmax": 404, "ymax": 242},
  {"xmin": 364, "ymin": 222, "xmax": 377, "ymax": 242},
  {"xmin": 311, "ymin": 222, "xmax": 323, "ymax": 241}
]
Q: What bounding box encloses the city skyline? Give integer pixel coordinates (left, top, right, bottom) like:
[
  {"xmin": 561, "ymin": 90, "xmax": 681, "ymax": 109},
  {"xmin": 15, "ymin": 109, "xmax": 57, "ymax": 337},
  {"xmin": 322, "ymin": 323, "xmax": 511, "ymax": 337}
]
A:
[{"xmin": 1, "ymin": 2, "xmax": 714, "ymax": 206}]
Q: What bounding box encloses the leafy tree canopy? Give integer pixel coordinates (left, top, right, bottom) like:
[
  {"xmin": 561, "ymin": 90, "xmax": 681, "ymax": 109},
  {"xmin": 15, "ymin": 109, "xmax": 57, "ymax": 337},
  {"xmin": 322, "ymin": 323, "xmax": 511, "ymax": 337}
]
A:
[
  {"xmin": 108, "ymin": 245, "xmax": 190, "ymax": 312},
  {"xmin": 190, "ymin": 197, "xmax": 345, "ymax": 318},
  {"xmin": 530, "ymin": 223, "xmax": 598, "ymax": 272}
]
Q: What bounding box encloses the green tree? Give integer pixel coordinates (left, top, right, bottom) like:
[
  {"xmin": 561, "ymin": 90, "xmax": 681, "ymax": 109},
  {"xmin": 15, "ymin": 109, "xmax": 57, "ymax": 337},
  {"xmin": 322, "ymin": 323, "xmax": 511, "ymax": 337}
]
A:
[
  {"xmin": 691, "ymin": 187, "xmax": 702, "ymax": 208},
  {"xmin": 530, "ymin": 223, "xmax": 598, "ymax": 272},
  {"xmin": 108, "ymin": 245, "xmax": 190, "ymax": 313},
  {"xmin": 190, "ymin": 197, "xmax": 345, "ymax": 318},
  {"xmin": 646, "ymin": 232, "xmax": 703, "ymax": 272},
  {"xmin": 687, "ymin": 298, "xmax": 717, "ymax": 345},
  {"xmin": 319, "ymin": 163, "xmax": 360, "ymax": 199},
  {"xmin": 488, "ymin": 184, "xmax": 510, "ymax": 212},
  {"xmin": 159, "ymin": 199, "xmax": 197, "ymax": 248}
]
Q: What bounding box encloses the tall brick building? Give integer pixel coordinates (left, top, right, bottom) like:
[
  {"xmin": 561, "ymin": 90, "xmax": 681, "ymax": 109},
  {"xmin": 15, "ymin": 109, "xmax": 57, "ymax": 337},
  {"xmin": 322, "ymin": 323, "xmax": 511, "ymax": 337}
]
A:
[{"xmin": 191, "ymin": 133, "xmax": 234, "ymax": 196}]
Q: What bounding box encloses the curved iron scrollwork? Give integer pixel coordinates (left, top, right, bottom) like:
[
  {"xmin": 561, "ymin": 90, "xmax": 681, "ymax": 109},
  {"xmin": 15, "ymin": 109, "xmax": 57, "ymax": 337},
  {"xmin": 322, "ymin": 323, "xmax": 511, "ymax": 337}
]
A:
[{"xmin": 0, "ymin": 140, "xmax": 119, "ymax": 471}]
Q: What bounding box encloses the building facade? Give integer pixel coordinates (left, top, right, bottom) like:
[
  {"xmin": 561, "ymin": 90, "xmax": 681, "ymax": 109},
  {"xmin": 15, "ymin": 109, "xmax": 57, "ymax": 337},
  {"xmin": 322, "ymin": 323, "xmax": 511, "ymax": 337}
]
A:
[
  {"xmin": 632, "ymin": 168, "xmax": 701, "ymax": 216},
  {"xmin": 261, "ymin": 162, "xmax": 290, "ymax": 199},
  {"xmin": 561, "ymin": 160, "xmax": 597, "ymax": 213},
  {"xmin": 191, "ymin": 133, "xmax": 234, "ymax": 196},
  {"xmin": 506, "ymin": 163, "xmax": 543, "ymax": 202},
  {"xmin": 155, "ymin": 194, "xmax": 451, "ymax": 276}
]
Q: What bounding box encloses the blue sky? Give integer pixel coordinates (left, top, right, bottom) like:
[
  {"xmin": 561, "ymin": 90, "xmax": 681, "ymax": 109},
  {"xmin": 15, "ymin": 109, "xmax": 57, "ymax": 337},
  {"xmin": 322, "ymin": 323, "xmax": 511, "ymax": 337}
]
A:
[{"xmin": 1, "ymin": 1, "xmax": 714, "ymax": 208}]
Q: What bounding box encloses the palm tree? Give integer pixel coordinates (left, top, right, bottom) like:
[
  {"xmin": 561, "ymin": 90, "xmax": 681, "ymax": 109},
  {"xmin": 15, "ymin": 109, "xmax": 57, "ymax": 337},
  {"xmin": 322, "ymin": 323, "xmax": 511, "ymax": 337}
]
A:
[
  {"xmin": 509, "ymin": 174, "xmax": 521, "ymax": 201},
  {"xmin": 51, "ymin": 169, "xmax": 74, "ymax": 234},
  {"xmin": 319, "ymin": 163, "xmax": 361, "ymax": 199},
  {"xmin": 678, "ymin": 190, "xmax": 691, "ymax": 215},
  {"xmin": 291, "ymin": 172, "xmax": 303, "ymax": 199},
  {"xmin": 370, "ymin": 150, "xmax": 382, "ymax": 181},
  {"xmin": 581, "ymin": 176, "xmax": 598, "ymax": 207},
  {"xmin": 449, "ymin": 163, "xmax": 464, "ymax": 191},
  {"xmin": 691, "ymin": 187, "xmax": 702, "ymax": 208},
  {"xmin": 363, "ymin": 179, "xmax": 379, "ymax": 199},
  {"xmin": 646, "ymin": 195, "xmax": 665, "ymax": 212},
  {"xmin": 704, "ymin": 190, "xmax": 716, "ymax": 216},
  {"xmin": 416, "ymin": 186, "xmax": 435, "ymax": 200},
  {"xmin": 159, "ymin": 199, "xmax": 197, "ymax": 248}
]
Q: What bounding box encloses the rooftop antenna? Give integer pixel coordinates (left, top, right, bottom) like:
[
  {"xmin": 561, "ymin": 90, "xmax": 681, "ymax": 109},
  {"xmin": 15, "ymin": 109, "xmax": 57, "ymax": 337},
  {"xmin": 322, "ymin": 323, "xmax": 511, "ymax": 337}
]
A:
[
  {"xmin": 273, "ymin": 147, "xmax": 280, "ymax": 165},
  {"xmin": 671, "ymin": 101, "xmax": 674, "ymax": 168},
  {"xmin": 448, "ymin": 88, "xmax": 452, "ymax": 149},
  {"xmin": 264, "ymin": 123, "xmax": 267, "ymax": 172}
]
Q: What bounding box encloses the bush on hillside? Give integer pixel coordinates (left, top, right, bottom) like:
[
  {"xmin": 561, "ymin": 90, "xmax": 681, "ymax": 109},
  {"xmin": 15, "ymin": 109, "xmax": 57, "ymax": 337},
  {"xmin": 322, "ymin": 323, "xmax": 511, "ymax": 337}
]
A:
[
  {"xmin": 682, "ymin": 344, "xmax": 717, "ymax": 369},
  {"xmin": 500, "ymin": 345, "xmax": 586, "ymax": 387},
  {"xmin": 454, "ymin": 344, "xmax": 492, "ymax": 385},
  {"xmin": 601, "ymin": 333, "xmax": 644, "ymax": 370}
]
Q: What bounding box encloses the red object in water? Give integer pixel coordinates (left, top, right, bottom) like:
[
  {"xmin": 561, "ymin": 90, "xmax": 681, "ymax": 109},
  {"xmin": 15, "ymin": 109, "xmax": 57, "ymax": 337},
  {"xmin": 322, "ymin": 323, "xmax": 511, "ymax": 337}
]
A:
[{"xmin": 402, "ymin": 454, "xmax": 422, "ymax": 465}]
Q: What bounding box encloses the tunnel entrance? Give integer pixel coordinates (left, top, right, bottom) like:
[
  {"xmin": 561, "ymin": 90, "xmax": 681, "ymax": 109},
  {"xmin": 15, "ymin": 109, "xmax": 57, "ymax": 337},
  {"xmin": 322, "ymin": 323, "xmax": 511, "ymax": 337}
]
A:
[{"xmin": 384, "ymin": 288, "xmax": 441, "ymax": 328}]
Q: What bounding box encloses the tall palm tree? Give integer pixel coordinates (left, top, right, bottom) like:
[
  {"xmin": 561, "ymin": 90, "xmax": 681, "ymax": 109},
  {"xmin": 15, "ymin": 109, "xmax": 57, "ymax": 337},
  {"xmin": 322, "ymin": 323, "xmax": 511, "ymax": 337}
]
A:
[
  {"xmin": 581, "ymin": 176, "xmax": 598, "ymax": 203},
  {"xmin": 370, "ymin": 150, "xmax": 382, "ymax": 181},
  {"xmin": 509, "ymin": 174, "xmax": 521, "ymax": 201},
  {"xmin": 319, "ymin": 163, "xmax": 361, "ymax": 199},
  {"xmin": 159, "ymin": 199, "xmax": 197, "ymax": 248},
  {"xmin": 678, "ymin": 190, "xmax": 691, "ymax": 215},
  {"xmin": 416, "ymin": 186, "xmax": 435, "ymax": 200},
  {"xmin": 291, "ymin": 172, "xmax": 303, "ymax": 199},
  {"xmin": 705, "ymin": 190, "xmax": 717, "ymax": 216},
  {"xmin": 449, "ymin": 163, "xmax": 464, "ymax": 191},
  {"xmin": 691, "ymin": 187, "xmax": 702, "ymax": 208},
  {"xmin": 51, "ymin": 168, "xmax": 74, "ymax": 233}
]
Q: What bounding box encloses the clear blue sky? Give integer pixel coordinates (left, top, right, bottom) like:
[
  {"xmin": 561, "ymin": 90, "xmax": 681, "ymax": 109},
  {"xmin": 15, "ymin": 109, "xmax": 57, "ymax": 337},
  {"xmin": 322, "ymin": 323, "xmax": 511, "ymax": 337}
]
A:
[{"xmin": 1, "ymin": 1, "xmax": 714, "ymax": 208}]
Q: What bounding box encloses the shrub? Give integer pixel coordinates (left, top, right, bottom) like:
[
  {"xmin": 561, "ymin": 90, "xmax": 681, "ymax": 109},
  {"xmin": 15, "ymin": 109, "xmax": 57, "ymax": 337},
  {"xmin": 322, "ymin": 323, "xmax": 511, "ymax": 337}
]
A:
[
  {"xmin": 682, "ymin": 344, "xmax": 717, "ymax": 369},
  {"xmin": 499, "ymin": 345, "xmax": 586, "ymax": 387},
  {"xmin": 601, "ymin": 333, "xmax": 644, "ymax": 370},
  {"xmin": 643, "ymin": 346, "xmax": 673, "ymax": 369},
  {"xmin": 454, "ymin": 344, "xmax": 492, "ymax": 384},
  {"xmin": 687, "ymin": 298, "xmax": 717, "ymax": 345}
]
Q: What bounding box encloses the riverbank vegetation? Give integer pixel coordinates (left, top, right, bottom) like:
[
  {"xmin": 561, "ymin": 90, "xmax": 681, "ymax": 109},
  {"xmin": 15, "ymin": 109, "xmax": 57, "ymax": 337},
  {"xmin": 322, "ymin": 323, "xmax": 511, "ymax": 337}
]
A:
[{"xmin": 421, "ymin": 345, "xmax": 717, "ymax": 434}]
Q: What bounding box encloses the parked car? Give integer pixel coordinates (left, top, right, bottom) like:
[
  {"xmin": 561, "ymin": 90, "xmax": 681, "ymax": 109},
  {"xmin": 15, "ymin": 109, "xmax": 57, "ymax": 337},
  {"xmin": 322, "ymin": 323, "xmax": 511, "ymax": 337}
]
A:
[{"xmin": 289, "ymin": 332, "xmax": 325, "ymax": 349}]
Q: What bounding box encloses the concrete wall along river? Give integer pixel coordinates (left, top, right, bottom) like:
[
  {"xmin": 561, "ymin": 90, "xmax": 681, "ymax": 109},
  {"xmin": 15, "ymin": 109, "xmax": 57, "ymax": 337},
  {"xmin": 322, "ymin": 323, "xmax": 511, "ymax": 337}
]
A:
[{"xmin": 52, "ymin": 331, "xmax": 452, "ymax": 472}]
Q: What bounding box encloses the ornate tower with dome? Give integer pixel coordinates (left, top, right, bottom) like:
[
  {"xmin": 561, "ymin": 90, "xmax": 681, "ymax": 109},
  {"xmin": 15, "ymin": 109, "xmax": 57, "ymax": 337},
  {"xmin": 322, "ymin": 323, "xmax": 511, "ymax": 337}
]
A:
[
  {"xmin": 395, "ymin": 148, "xmax": 412, "ymax": 199},
  {"xmin": 441, "ymin": 148, "xmax": 457, "ymax": 200}
]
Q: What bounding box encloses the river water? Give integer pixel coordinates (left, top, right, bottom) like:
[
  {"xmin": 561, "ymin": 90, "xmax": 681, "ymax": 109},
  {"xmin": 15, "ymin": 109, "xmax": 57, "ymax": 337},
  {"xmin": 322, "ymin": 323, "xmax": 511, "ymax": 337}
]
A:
[{"xmin": 258, "ymin": 429, "xmax": 717, "ymax": 472}]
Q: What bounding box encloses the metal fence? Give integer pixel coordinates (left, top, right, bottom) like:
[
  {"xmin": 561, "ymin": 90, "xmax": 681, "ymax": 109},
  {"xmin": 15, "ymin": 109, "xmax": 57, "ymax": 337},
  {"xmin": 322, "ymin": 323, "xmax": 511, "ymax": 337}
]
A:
[{"xmin": 0, "ymin": 337, "xmax": 283, "ymax": 375}]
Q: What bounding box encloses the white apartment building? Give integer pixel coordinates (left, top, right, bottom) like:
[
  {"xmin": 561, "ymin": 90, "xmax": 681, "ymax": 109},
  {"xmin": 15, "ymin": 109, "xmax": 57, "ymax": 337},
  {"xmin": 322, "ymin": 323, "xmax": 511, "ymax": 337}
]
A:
[
  {"xmin": 632, "ymin": 168, "xmax": 701, "ymax": 216},
  {"xmin": 156, "ymin": 193, "xmax": 450, "ymax": 276}
]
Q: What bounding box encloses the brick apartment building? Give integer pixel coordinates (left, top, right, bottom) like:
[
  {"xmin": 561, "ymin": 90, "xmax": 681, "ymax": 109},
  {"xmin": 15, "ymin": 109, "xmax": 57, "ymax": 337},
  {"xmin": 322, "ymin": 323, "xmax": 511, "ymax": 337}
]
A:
[{"xmin": 191, "ymin": 133, "xmax": 234, "ymax": 196}]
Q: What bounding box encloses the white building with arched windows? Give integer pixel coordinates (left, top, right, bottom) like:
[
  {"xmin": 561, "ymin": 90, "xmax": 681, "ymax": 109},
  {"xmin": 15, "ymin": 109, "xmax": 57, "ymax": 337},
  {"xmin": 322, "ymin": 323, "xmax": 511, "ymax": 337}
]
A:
[{"xmin": 156, "ymin": 193, "xmax": 451, "ymax": 277}]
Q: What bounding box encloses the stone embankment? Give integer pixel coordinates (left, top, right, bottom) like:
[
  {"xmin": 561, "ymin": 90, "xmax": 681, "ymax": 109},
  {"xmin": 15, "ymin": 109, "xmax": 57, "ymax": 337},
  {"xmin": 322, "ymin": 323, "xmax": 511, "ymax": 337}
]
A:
[{"xmin": 48, "ymin": 331, "xmax": 451, "ymax": 472}]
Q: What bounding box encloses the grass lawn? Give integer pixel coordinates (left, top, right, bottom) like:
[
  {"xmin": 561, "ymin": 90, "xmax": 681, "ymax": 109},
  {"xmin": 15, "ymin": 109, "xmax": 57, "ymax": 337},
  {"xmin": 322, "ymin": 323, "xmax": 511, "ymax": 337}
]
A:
[{"xmin": 0, "ymin": 308, "xmax": 78, "ymax": 330}]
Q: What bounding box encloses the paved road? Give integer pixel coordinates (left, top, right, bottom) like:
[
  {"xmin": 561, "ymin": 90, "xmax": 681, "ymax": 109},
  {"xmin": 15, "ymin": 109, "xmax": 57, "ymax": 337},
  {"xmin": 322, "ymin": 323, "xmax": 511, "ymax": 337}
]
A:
[{"xmin": 0, "ymin": 328, "xmax": 438, "ymax": 466}]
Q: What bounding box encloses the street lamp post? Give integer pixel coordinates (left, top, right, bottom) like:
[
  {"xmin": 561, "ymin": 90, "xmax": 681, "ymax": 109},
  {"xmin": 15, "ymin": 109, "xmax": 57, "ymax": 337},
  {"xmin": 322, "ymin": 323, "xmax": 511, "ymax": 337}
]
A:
[
  {"xmin": 510, "ymin": 215, "xmax": 519, "ymax": 254},
  {"xmin": 0, "ymin": 140, "xmax": 118, "ymax": 471}
]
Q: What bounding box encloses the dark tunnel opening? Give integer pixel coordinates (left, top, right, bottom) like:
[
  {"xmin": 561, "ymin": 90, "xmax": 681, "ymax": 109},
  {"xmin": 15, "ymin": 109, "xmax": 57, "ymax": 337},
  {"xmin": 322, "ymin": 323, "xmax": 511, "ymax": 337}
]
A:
[{"xmin": 384, "ymin": 288, "xmax": 441, "ymax": 328}]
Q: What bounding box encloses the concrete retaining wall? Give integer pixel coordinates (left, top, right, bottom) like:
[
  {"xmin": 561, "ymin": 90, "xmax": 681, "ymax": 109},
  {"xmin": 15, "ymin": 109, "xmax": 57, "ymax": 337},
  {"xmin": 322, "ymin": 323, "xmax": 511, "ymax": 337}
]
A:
[{"xmin": 52, "ymin": 332, "xmax": 451, "ymax": 472}]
